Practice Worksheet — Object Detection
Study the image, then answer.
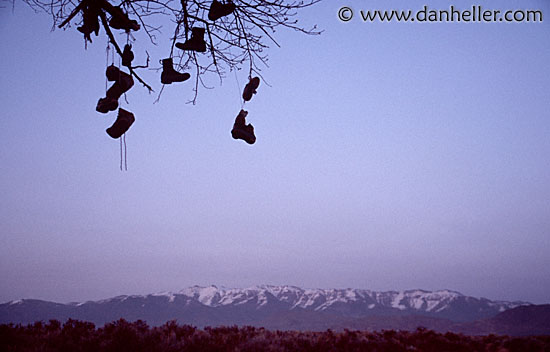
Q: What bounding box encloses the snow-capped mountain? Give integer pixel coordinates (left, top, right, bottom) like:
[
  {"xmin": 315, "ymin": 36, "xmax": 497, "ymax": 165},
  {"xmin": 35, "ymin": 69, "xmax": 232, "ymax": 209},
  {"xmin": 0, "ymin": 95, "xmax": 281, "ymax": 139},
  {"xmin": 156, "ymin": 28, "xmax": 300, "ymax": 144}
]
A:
[
  {"xmin": 164, "ymin": 285, "xmax": 526, "ymax": 320},
  {"xmin": 1, "ymin": 285, "xmax": 530, "ymax": 329}
]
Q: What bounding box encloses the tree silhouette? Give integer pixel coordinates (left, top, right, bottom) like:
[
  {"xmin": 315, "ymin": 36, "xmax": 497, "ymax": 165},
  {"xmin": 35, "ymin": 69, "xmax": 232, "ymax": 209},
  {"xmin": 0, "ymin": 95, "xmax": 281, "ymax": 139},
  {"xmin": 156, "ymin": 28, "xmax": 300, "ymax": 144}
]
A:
[{"xmin": 22, "ymin": 0, "xmax": 322, "ymax": 103}]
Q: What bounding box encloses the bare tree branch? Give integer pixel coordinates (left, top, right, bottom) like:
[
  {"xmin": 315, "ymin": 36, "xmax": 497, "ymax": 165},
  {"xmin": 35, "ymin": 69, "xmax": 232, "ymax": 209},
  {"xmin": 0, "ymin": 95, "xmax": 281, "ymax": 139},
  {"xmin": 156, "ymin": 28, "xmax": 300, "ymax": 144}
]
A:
[{"xmin": 22, "ymin": 0, "xmax": 322, "ymax": 102}]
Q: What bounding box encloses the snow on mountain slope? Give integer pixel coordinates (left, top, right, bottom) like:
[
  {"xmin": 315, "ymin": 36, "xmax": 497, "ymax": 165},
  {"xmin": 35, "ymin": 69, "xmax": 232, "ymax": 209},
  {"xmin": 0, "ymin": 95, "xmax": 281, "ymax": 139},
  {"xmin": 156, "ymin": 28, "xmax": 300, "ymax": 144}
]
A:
[
  {"xmin": 2, "ymin": 285, "xmax": 532, "ymax": 327},
  {"xmin": 141, "ymin": 285, "xmax": 527, "ymax": 316},
  {"xmin": 38, "ymin": 285, "xmax": 526, "ymax": 320}
]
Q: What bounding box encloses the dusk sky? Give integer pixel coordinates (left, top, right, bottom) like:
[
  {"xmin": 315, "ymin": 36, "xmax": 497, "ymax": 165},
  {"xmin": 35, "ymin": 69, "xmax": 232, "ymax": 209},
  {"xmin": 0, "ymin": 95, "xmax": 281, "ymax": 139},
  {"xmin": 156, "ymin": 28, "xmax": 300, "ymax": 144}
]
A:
[{"xmin": 1, "ymin": 0, "xmax": 549, "ymax": 305}]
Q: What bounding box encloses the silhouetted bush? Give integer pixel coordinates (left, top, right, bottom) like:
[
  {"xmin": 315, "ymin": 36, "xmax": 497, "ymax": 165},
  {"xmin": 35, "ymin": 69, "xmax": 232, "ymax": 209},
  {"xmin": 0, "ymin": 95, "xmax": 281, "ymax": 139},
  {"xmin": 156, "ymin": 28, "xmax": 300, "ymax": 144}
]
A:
[{"xmin": 1, "ymin": 321, "xmax": 550, "ymax": 351}]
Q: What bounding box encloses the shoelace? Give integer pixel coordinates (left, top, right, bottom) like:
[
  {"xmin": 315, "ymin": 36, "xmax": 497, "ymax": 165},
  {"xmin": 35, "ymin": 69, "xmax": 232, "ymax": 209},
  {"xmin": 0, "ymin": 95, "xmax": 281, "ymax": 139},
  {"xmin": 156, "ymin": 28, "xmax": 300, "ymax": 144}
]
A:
[{"xmin": 120, "ymin": 133, "xmax": 128, "ymax": 171}]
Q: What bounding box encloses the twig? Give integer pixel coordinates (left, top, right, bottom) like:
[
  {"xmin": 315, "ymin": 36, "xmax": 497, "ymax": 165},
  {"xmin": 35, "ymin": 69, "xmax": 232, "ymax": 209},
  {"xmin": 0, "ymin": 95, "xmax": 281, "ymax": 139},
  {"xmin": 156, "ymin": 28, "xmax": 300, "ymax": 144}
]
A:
[{"xmin": 99, "ymin": 10, "xmax": 154, "ymax": 92}]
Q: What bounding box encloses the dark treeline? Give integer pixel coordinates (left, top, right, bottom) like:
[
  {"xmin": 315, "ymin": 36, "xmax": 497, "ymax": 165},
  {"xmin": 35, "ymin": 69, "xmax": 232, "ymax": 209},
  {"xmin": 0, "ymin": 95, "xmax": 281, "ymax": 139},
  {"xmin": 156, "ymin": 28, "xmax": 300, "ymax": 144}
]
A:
[{"xmin": 1, "ymin": 319, "xmax": 550, "ymax": 352}]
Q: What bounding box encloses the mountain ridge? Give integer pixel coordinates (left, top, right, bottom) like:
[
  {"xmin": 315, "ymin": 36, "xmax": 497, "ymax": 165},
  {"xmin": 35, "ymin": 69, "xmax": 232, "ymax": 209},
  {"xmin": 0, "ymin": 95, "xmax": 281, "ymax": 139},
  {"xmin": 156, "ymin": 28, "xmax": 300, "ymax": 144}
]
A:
[{"xmin": 1, "ymin": 285, "xmax": 533, "ymax": 330}]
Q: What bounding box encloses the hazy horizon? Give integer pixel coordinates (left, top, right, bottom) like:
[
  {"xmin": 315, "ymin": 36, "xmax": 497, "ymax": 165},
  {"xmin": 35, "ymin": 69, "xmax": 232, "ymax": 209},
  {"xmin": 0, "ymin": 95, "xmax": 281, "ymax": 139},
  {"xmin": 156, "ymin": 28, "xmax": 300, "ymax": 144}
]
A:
[{"xmin": 1, "ymin": 0, "xmax": 549, "ymax": 306}]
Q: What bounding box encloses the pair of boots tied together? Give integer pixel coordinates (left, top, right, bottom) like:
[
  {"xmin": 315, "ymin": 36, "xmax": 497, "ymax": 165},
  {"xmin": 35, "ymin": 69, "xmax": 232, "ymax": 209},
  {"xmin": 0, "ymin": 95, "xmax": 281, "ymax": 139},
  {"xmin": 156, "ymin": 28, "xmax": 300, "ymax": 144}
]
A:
[
  {"xmin": 96, "ymin": 65, "xmax": 134, "ymax": 114},
  {"xmin": 232, "ymin": 77, "xmax": 261, "ymax": 144}
]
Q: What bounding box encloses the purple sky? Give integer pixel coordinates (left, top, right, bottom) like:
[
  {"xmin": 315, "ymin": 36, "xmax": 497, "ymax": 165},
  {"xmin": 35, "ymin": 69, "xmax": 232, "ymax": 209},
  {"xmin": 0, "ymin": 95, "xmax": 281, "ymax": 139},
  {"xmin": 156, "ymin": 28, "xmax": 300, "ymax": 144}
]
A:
[{"xmin": 1, "ymin": 0, "xmax": 549, "ymax": 304}]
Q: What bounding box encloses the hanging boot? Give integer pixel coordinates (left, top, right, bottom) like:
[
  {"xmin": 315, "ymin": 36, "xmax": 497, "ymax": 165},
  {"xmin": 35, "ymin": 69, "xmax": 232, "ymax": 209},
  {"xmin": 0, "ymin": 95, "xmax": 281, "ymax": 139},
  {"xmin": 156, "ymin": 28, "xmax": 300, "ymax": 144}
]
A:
[
  {"xmin": 160, "ymin": 58, "xmax": 190, "ymax": 85},
  {"xmin": 231, "ymin": 109, "xmax": 256, "ymax": 144},
  {"xmin": 175, "ymin": 27, "xmax": 207, "ymax": 52},
  {"xmin": 242, "ymin": 77, "xmax": 260, "ymax": 101},
  {"xmin": 106, "ymin": 108, "xmax": 135, "ymax": 139},
  {"xmin": 96, "ymin": 97, "xmax": 118, "ymax": 114},
  {"xmin": 208, "ymin": 0, "xmax": 236, "ymax": 21},
  {"xmin": 109, "ymin": 7, "xmax": 140, "ymax": 32},
  {"xmin": 106, "ymin": 70, "xmax": 134, "ymax": 100},
  {"xmin": 97, "ymin": 65, "xmax": 120, "ymax": 114},
  {"xmin": 106, "ymin": 64, "xmax": 121, "ymax": 81},
  {"xmin": 121, "ymin": 44, "xmax": 134, "ymax": 68},
  {"xmin": 97, "ymin": 67, "xmax": 132, "ymax": 113}
]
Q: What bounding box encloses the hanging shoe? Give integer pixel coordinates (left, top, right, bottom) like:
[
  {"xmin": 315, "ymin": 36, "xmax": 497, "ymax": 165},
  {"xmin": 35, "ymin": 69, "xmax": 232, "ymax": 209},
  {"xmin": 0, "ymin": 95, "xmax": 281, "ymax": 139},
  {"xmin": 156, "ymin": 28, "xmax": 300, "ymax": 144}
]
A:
[
  {"xmin": 106, "ymin": 64, "xmax": 121, "ymax": 81},
  {"xmin": 231, "ymin": 109, "xmax": 256, "ymax": 144},
  {"xmin": 121, "ymin": 44, "xmax": 134, "ymax": 68},
  {"xmin": 106, "ymin": 70, "xmax": 134, "ymax": 100},
  {"xmin": 175, "ymin": 27, "xmax": 207, "ymax": 52},
  {"xmin": 96, "ymin": 97, "xmax": 118, "ymax": 114},
  {"xmin": 208, "ymin": 0, "xmax": 236, "ymax": 21},
  {"xmin": 160, "ymin": 58, "xmax": 190, "ymax": 85},
  {"xmin": 242, "ymin": 77, "xmax": 260, "ymax": 101},
  {"xmin": 109, "ymin": 7, "xmax": 140, "ymax": 32},
  {"xmin": 77, "ymin": 4, "xmax": 100, "ymax": 42},
  {"xmin": 106, "ymin": 108, "xmax": 135, "ymax": 139}
]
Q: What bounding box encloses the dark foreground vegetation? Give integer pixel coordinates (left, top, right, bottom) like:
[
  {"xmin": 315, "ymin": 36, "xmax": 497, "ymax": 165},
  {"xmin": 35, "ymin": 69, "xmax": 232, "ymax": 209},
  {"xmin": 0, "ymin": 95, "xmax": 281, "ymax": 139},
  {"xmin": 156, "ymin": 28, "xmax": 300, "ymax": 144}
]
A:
[{"xmin": 1, "ymin": 319, "xmax": 550, "ymax": 352}]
